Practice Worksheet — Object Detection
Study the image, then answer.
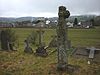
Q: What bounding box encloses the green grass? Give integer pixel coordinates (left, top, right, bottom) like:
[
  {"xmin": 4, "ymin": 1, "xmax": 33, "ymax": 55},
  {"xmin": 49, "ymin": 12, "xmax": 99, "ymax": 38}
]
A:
[
  {"xmin": 68, "ymin": 28, "xmax": 100, "ymax": 47},
  {"xmin": 11, "ymin": 27, "xmax": 100, "ymax": 48},
  {"xmin": 0, "ymin": 27, "xmax": 100, "ymax": 75}
]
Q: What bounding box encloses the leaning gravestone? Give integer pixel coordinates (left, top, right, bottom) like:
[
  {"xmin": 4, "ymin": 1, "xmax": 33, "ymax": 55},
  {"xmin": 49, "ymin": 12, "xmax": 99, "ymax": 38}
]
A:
[
  {"xmin": 24, "ymin": 39, "xmax": 33, "ymax": 53},
  {"xmin": 48, "ymin": 35, "xmax": 57, "ymax": 47},
  {"xmin": 0, "ymin": 30, "xmax": 9, "ymax": 50},
  {"xmin": 26, "ymin": 30, "xmax": 38, "ymax": 46},
  {"xmin": 57, "ymin": 6, "xmax": 70, "ymax": 71}
]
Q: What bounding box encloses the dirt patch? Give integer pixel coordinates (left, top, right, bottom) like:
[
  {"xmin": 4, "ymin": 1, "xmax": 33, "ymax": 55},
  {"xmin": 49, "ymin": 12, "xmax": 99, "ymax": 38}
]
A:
[{"xmin": 48, "ymin": 63, "xmax": 81, "ymax": 75}]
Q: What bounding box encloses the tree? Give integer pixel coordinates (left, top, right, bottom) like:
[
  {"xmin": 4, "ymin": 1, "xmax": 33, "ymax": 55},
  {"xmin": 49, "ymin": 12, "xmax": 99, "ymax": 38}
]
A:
[
  {"xmin": 94, "ymin": 16, "xmax": 100, "ymax": 26},
  {"xmin": 90, "ymin": 18, "xmax": 94, "ymax": 26},
  {"xmin": 74, "ymin": 18, "xmax": 78, "ymax": 26}
]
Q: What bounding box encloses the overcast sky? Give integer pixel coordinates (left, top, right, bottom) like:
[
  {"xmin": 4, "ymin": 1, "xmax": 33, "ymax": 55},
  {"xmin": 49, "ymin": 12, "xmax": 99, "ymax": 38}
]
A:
[{"xmin": 0, "ymin": 0, "xmax": 100, "ymax": 17}]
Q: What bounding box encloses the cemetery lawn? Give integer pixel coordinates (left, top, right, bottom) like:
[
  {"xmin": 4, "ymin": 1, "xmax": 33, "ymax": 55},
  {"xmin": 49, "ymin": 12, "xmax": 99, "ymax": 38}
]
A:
[{"xmin": 0, "ymin": 27, "xmax": 100, "ymax": 75}]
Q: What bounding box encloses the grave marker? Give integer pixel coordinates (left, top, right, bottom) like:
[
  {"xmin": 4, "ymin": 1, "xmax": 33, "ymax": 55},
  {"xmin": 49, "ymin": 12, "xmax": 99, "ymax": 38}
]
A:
[
  {"xmin": 24, "ymin": 39, "xmax": 33, "ymax": 53},
  {"xmin": 0, "ymin": 29, "xmax": 17, "ymax": 51},
  {"xmin": 57, "ymin": 6, "xmax": 70, "ymax": 71},
  {"xmin": 86, "ymin": 47, "xmax": 100, "ymax": 59}
]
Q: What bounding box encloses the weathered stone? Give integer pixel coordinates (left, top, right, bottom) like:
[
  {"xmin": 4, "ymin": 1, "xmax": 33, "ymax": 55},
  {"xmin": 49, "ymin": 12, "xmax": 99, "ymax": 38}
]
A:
[
  {"xmin": 0, "ymin": 29, "xmax": 16, "ymax": 51},
  {"xmin": 57, "ymin": 6, "xmax": 70, "ymax": 71},
  {"xmin": 86, "ymin": 47, "xmax": 100, "ymax": 59},
  {"xmin": 0, "ymin": 30, "xmax": 9, "ymax": 50},
  {"xmin": 24, "ymin": 39, "xmax": 33, "ymax": 53}
]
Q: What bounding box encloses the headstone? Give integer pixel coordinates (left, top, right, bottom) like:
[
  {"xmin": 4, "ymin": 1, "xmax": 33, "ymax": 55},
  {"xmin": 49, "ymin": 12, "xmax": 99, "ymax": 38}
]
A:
[
  {"xmin": 57, "ymin": 6, "xmax": 70, "ymax": 71},
  {"xmin": 0, "ymin": 30, "xmax": 14, "ymax": 50},
  {"xmin": 0, "ymin": 30, "xmax": 9, "ymax": 50},
  {"xmin": 24, "ymin": 39, "xmax": 33, "ymax": 53}
]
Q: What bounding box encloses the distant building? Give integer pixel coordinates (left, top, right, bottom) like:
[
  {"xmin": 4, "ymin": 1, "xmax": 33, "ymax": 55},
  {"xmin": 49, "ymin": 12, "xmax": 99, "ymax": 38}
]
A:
[
  {"xmin": 0, "ymin": 22, "xmax": 15, "ymax": 28},
  {"xmin": 81, "ymin": 21, "xmax": 93, "ymax": 28},
  {"xmin": 34, "ymin": 21, "xmax": 47, "ymax": 28},
  {"xmin": 67, "ymin": 22, "xmax": 73, "ymax": 28},
  {"xmin": 46, "ymin": 20, "xmax": 50, "ymax": 25}
]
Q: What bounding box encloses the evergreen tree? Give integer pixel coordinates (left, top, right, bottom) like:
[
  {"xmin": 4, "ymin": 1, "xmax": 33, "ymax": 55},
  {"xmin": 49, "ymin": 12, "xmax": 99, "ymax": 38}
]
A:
[{"xmin": 74, "ymin": 18, "xmax": 78, "ymax": 26}]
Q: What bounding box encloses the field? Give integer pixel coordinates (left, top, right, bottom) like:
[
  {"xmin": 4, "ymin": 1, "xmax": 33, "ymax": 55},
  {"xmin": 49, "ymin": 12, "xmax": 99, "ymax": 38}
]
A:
[{"xmin": 0, "ymin": 27, "xmax": 100, "ymax": 75}]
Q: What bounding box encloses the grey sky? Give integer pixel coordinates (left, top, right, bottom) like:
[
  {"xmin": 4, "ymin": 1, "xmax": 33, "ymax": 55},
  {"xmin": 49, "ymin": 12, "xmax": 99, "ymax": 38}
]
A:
[{"xmin": 0, "ymin": 0, "xmax": 100, "ymax": 17}]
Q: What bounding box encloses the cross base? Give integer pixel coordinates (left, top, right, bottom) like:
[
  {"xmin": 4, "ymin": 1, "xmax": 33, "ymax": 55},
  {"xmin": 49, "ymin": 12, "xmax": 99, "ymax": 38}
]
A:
[
  {"xmin": 57, "ymin": 63, "xmax": 67, "ymax": 71},
  {"xmin": 35, "ymin": 46, "xmax": 48, "ymax": 57}
]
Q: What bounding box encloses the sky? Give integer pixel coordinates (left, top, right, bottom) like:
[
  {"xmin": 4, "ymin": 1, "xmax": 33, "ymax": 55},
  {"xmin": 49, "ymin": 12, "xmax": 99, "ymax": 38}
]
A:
[{"xmin": 0, "ymin": 0, "xmax": 100, "ymax": 17}]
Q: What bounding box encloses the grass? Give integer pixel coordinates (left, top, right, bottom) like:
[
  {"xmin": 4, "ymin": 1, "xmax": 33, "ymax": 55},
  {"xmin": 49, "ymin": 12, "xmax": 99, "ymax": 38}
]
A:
[{"xmin": 0, "ymin": 27, "xmax": 100, "ymax": 75}]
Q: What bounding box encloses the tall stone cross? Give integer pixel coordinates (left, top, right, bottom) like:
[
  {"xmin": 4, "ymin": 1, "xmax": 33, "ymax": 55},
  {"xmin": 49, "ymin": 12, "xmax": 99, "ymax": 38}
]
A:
[
  {"xmin": 57, "ymin": 6, "xmax": 70, "ymax": 70},
  {"xmin": 37, "ymin": 25, "xmax": 44, "ymax": 47}
]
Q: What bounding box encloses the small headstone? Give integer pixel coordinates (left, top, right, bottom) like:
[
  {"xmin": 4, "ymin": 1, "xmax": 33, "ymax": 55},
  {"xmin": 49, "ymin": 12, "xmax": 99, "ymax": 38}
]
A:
[{"xmin": 24, "ymin": 39, "xmax": 33, "ymax": 53}]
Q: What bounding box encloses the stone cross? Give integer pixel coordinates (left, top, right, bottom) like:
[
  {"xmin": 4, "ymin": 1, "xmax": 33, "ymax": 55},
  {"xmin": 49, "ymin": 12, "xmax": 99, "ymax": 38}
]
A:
[
  {"xmin": 57, "ymin": 6, "xmax": 70, "ymax": 71},
  {"xmin": 86, "ymin": 47, "xmax": 100, "ymax": 59},
  {"xmin": 35, "ymin": 23, "xmax": 47, "ymax": 57},
  {"xmin": 37, "ymin": 27, "xmax": 44, "ymax": 47}
]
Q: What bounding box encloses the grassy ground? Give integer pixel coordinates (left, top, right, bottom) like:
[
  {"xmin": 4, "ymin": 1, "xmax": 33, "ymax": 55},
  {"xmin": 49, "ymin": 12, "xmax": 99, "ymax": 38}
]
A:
[{"xmin": 0, "ymin": 27, "xmax": 100, "ymax": 75}]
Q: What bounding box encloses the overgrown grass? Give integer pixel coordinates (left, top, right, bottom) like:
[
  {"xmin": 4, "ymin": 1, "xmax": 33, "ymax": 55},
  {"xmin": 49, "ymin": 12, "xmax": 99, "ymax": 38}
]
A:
[{"xmin": 0, "ymin": 27, "xmax": 100, "ymax": 75}]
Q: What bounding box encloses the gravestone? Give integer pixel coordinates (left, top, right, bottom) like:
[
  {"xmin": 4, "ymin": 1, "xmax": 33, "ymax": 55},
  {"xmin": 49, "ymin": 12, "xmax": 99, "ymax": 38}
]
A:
[
  {"xmin": 0, "ymin": 29, "xmax": 15, "ymax": 50},
  {"xmin": 86, "ymin": 47, "xmax": 100, "ymax": 59},
  {"xmin": 0, "ymin": 30, "xmax": 9, "ymax": 50},
  {"xmin": 35, "ymin": 23, "xmax": 48, "ymax": 57},
  {"xmin": 24, "ymin": 39, "xmax": 33, "ymax": 53},
  {"xmin": 57, "ymin": 6, "xmax": 70, "ymax": 71}
]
